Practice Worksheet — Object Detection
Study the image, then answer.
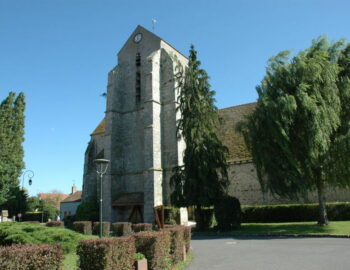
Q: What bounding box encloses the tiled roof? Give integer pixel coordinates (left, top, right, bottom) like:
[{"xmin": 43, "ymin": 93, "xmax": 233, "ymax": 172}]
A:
[
  {"xmin": 90, "ymin": 102, "xmax": 256, "ymax": 162},
  {"xmin": 38, "ymin": 193, "xmax": 69, "ymax": 208},
  {"xmin": 91, "ymin": 119, "xmax": 105, "ymax": 136},
  {"xmin": 61, "ymin": 191, "xmax": 82, "ymax": 203},
  {"xmin": 38, "ymin": 193, "xmax": 68, "ymax": 200},
  {"xmin": 217, "ymin": 103, "xmax": 256, "ymax": 162}
]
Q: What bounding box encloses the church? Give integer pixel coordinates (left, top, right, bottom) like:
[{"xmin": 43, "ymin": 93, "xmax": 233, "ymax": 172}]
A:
[{"xmin": 82, "ymin": 26, "xmax": 350, "ymax": 224}]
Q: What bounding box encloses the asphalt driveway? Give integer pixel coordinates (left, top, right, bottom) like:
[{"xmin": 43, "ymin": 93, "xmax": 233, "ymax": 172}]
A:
[{"xmin": 186, "ymin": 236, "xmax": 350, "ymax": 270}]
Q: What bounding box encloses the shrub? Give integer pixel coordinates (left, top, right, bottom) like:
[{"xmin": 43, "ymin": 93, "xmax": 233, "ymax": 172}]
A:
[
  {"xmin": 214, "ymin": 196, "xmax": 241, "ymax": 231},
  {"xmin": 111, "ymin": 222, "xmax": 132, "ymax": 236},
  {"xmin": 134, "ymin": 231, "xmax": 171, "ymax": 270},
  {"xmin": 23, "ymin": 212, "xmax": 47, "ymax": 223},
  {"xmin": 0, "ymin": 244, "xmax": 64, "ymax": 270},
  {"xmin": 194, "ymin": 208, "xmax": 215, "ymax": 230},
  {"xmin": 63, "ymin": 215, "xmax": 75, "ymax": 229},
  {"xmin": 23, "ymin": 221, "xmax": 41, "ymax": 224},
  {"xmin": 242, "ymin": 202, "xmax": 350, "ymax": 223},
  {"xmin": 183, "ymin": 226, "xmax": 192, "ymax": 252},
  {"xmin": 75, "ymin": 202, "xmax": 99, "ymax": 221},
  {"xmin": 92, "ymin": 222, "xmax": 110, "ymax": 237},
  {"xmin": 162, "ymin": 226, "xmax": 185, "ymax": 263},
  {"xmin": 132, "ymin": 223, "xmax": 153, "ymax": 232},
  {"xmin": 46, "ymin": 221, "xmax": 64, "ymax": 227},
  {"xmin": 135, "ymin": 252, "xmax": 146, "ymax": 260},
  {"xmin": 164, "ymin": 207, "xmax": 180, "ymax": 225},
  {"xmin": 0, "ymin": 222, "xmax": 93, "ymax": 254},
  {"xmin": 73, "ymin": 221, "xmax": 92, "ymax": 235},
  {"xmin": 77, "ymin": 237, "xmax": 136, "ymax": 270}
]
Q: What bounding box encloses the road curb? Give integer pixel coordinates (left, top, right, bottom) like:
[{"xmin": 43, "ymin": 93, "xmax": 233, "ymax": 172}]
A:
[{"xmin": 192, "ymin": 233, "xmax": 350, "ymax": 238}]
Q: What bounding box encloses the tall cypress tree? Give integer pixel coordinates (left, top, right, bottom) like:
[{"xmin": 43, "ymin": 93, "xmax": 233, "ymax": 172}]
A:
[
  {"xmin": 0, "ymin": 92, "xmax": 25, "ymax": 205},
  {"xmin": 171, "ymin": 45, "xmax": 229, "ymax": 224}
]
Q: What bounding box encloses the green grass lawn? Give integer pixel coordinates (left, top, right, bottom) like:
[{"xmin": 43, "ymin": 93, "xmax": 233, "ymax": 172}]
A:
[
  {"xmin": 63, "ymin": 253, "xmax": 79, "ymax": 270},
  {"xmin": 194, "ymin": 221, "xmax": 350, "ymax": 236}
]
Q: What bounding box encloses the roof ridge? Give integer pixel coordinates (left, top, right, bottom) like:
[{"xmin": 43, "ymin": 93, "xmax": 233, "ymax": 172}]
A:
[{"xmin": 218, "ymin": 102, "xmax": 257, "ymax": 111}]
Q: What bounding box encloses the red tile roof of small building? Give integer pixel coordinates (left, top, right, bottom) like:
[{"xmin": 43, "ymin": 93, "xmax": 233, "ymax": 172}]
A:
[{"xmin": 61, "ymin": 191, "xmax": 82, "ymax": 203}]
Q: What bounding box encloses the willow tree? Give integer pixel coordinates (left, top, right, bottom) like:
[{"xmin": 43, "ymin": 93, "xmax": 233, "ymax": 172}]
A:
[
  {"xmin": 170, "ymin": 45, "xmax": 229, "ymax": 225},
  {"xmin": 0, "ymin": 92, "xmax": 25, "ymax": 205},
  {"xmin": 237, "ymin": 37, "xmax": 350, "ymax": 226}
]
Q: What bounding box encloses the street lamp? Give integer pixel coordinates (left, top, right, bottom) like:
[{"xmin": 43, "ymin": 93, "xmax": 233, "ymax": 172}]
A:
[
  {"xmin": 19, "ymin": 170, "xmax": 34, "ymax": 221},
  {"xmin": 94, "ymin": 159, "xmax": 109, "ymax": 238}
]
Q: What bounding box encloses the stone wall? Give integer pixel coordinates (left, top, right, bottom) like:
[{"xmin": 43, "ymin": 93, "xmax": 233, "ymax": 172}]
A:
[
  {"xmin": 60, "ymin": 201, "xmax": 81, "ymax": 220},
  {"xmin": 228, "ymin": 161, "xmax": 350, "ymax": 205}
]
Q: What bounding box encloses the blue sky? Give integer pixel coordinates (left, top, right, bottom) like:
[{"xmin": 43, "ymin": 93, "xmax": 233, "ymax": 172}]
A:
[{"xmin": 1, "ymin": 0, "xmax": 349, "ymax": 196}]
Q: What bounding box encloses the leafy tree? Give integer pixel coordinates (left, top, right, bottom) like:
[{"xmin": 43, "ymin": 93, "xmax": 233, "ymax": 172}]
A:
[
  {"xmin": 26, "ymin": 195, "xmax": 58, "ymax": 221},
  {"xmin": 237, "ymin": 37, "xmax": 350, "ymax": 225},
  {"xmin": 0, "ymin": 92, "xmax": 25, "ymax": 205},
  {"xmin": 1, "ymin": 186, "xmax": 28, "ymax": 217},
  {"xmin": 27, "ymin": 196, "xmax": 41, "ymax": 212},
  {"xmin": 170, "ymin": 45, "xmax": 229, "ymax": 228},
  {"xmin": 40, "ymin": 200, "xmax": 59, "ymax": 220}
]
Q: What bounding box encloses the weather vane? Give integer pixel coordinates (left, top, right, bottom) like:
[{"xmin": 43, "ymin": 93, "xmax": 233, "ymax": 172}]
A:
[{"xmin": 152, "ymin": 18, "xmax": 157, "ymax": 33}]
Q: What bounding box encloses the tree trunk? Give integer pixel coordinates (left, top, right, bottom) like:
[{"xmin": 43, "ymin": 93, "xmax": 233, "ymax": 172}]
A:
[{"xmin": 316, "ymin": 179, "xmax": 329, "ymax": 226}]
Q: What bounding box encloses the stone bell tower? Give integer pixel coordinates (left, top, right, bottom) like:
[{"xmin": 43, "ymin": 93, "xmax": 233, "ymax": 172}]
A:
[{"xmin": 90, "ymin": 25, "xmax": 188, "ymax": 223}]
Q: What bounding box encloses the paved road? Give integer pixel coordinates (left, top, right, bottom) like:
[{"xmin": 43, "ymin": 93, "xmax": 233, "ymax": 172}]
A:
[{"xmin": 186, "ymin": 236, "xmax": 350, "ymax": 270}]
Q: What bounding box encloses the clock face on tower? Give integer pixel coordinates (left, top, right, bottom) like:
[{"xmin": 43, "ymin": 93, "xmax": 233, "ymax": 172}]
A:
[{"xmin": 134, "ymin": 33, "xmax": 142, "ymax": 43}]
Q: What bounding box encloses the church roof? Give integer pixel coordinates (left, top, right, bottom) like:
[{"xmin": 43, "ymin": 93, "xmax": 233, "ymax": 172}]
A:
[
  {"xmin": 91, "ymin": 119, "xmax": 105, "ymax": 136},
  {"xmin": 61, "ymin": 191, "xmax": 82, "ymax": 203},
  {"xmin": 217, "ymin": 102, "xmax": 256, "ymax": 162},
  {"xmin": 90, "ymin": 102, "xmax": 256, "ymax": 162}
]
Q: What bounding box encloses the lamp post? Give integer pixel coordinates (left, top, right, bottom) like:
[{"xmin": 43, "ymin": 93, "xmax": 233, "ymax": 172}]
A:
[
  {"xmin": 94, "ymin": 159, "xmax": 109, "ymax": 238},
  {"xmin": 19, "ymin": 170, "xmax": 34, "ymax": 221}
]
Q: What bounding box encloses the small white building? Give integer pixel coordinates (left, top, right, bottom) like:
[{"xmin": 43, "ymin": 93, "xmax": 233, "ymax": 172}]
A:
[{"xmin": 60, "ymin": 185, "xmax": 82, "ymax": 220}]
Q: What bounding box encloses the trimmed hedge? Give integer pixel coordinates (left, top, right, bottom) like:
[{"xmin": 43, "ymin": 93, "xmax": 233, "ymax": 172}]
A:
[
  {"xmin": 111, "ymin": 222, "xmax": 132, "ymax": 237},
  {"xmin": 163, "ymin": 225, "xmax": 191, "ymax": 253},
  {"xmin": 134, "ymin": 231, "xmax": 171, "ymax": 270},
  {"xmin": 46, "ymin": 221, "xmax": 64, "ymax": 227},
  {"xmin": 0, "ymin": 244, "xmax": 63, "ymax": 270},
  {"xmin": 77, "ymin": 237, "xmax": 136, "ymax": 270},
  {"xmin": 132, "ymin": 223, "xmax": 153, "ymax": 232},
  {"xmin": 162, "ymin": 226, "xmax": 185, "ymax": 263},
  {"xmin": 92, "ymin": 222, "xmax": 110, "ymax": 237},
  {"xmin": 214, "ymin": 196, "xmax": 241, "ymax": 230},
  {"xmin": 73, "ymin": 221, "xmax": 92, "ymax": 235},
  {"xmin": 242, "ymin": 202, "xmax": 350, "ymax": 223},
  {"xmin": 23, "ymin": 212, "xmax": 48, "ymax": 223},
  {"xmin": 183, "ymin": 226, "xmax": 192, "ymax": 252}
]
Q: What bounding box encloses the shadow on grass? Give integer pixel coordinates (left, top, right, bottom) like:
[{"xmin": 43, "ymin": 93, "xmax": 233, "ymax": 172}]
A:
[
  {"xmin": 241, "ymin": 223, "xmax": 332, "ymax": 235},
  {"xmin": 193, "ymin": 222, "xmax": 338, "ymax": 238}
]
